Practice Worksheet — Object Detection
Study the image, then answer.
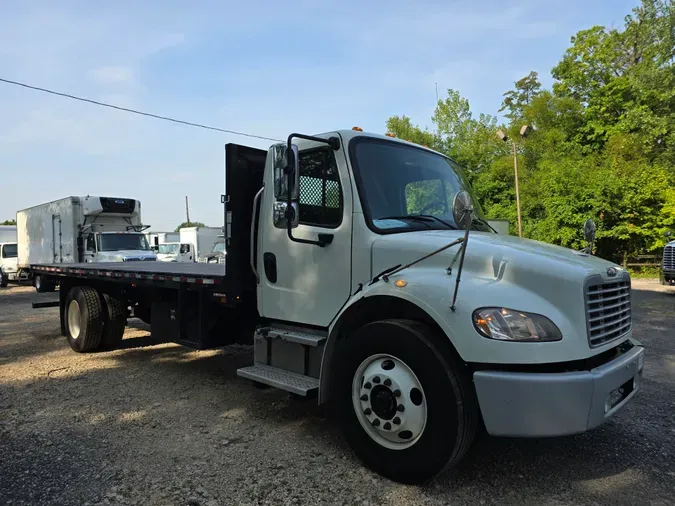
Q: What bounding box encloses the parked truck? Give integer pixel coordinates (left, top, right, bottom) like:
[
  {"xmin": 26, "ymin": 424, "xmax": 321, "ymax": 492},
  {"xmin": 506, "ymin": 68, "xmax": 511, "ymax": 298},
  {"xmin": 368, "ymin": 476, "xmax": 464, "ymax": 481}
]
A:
[
  {"xmin": 156, "ymin": 242, "xmax": 195, "ymax": 262},
  {"xmin": 0, "ymin": 225, "xmax": 18, "ymax": 287},
  {"xmin": 17, "ymin": 196, "xmax": 156, "ymax": 292},
  {"xmin": 179, "ymin": 226, "xmax": 222, "ymax": 261},
  {"xmin": 29, "ymin": 130, "xmax": 643, "ymax": 484},
  {"xmin": 661, "ymin": 231, "xmax": 674, "ymax": 286},
  {"xmin": 147, "ymin": 231, "xmax": 180, "ymax": 251},
  {"xmin": 198, "ymin": 238, "xmax": 226, "ymax": 264}
]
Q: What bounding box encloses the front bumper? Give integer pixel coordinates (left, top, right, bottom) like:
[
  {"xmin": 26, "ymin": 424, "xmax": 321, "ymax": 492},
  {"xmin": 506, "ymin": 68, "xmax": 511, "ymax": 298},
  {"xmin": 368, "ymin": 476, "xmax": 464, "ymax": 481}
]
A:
[
  {"xmin": 661, "ymin": 269, "xmax": 674, "ymax": 285},
  {"xmin": 473, "ymin": 339, "xmax": 644, "ymax": 437}
]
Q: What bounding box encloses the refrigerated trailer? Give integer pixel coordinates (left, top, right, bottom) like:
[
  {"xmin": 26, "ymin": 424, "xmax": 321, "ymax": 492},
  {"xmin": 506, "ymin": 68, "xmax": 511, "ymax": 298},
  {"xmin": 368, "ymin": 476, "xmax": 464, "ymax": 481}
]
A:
[
  {"xmin": 31, "ymin": 130, "xmax": 644, "ymax": 484},
  {"xmin": 17, "ymin": 196, "xmax": 156, "ymax": 292}
]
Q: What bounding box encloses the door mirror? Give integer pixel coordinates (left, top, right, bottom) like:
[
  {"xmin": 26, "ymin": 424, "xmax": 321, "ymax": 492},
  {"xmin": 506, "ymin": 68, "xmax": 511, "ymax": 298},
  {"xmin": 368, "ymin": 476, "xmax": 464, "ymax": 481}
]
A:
[
  {"xmin": 273, "ymin": 143, "xmax": 300, "ymax": 201},
  {"xmin": 273, "ymin": 201, "xmax": 299, "ymax": 229}
]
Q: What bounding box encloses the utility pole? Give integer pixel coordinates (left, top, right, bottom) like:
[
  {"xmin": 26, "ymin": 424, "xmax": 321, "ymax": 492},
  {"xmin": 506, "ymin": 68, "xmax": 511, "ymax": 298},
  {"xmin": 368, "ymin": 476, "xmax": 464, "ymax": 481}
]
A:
[{"xmin": 185, "ymin": 196, "xmax": 191, "ymax": 227}]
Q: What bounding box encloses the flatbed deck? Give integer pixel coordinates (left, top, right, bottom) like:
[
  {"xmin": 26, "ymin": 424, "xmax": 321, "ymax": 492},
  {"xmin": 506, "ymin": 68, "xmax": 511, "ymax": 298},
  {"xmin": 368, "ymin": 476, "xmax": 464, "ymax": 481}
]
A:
[{"xmin": 31, "ymin": 262, "xmax": 226, "ymax": 286}]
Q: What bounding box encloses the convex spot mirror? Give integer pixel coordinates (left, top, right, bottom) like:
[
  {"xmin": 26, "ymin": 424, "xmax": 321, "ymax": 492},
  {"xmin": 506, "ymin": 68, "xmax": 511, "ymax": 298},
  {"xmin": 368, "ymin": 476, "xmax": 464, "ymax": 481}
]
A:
[
  {"xmin": 584, "ymin": 219, "xmax": 597, "ymax": 243},
  {"xmin": 272, "ymin": 143, "xmax": 300, "ymax": 201},
  {"xmin": 452, "ymin": 190, "xmax": 474, "ymax": 230}
]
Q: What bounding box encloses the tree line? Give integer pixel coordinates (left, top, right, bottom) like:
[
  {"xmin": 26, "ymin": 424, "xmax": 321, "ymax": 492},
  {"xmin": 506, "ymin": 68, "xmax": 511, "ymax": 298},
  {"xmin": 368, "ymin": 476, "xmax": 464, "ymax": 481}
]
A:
[{"xmin": 386, "ymin": 0, "xmax": 674, "ymax": 264}]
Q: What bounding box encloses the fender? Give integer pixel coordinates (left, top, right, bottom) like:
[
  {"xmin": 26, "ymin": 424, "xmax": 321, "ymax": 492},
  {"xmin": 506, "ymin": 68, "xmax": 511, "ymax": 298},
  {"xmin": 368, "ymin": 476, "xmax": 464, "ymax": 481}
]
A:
[{"xmin": 319, "ymin": 269, "xmax": 460, "ymax": 404}]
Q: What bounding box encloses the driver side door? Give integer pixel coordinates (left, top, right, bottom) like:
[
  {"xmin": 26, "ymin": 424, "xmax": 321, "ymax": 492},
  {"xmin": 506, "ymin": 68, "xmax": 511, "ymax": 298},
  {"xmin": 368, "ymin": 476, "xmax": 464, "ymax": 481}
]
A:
[{"xmin": 259, "ymin": 136, "xmax": 353, "ymax": 327}]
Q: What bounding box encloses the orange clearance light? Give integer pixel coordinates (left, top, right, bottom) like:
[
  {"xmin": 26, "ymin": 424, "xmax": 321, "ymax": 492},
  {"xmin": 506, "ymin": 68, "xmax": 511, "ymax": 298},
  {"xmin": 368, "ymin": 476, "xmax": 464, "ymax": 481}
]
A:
[
  {"xmin": 395, "ymin": 279, "xmax": 407, "ymax": 288},
  {"xmin": 352, "ymin": 126, "xmax": 363, "ymax": 131},
  {"xmin": 385, "ymin": 132, "xmax": 396, "ymax": 138}
]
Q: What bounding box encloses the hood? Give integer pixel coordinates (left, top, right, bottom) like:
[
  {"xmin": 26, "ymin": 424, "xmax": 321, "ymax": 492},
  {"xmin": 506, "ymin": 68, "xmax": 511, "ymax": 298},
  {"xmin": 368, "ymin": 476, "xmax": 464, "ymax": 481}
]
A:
[
  {"xmin": 156, "ymin": 253, "xmax": 177, "ymax": 262},
  {"xmin": 1, "ymin": 256, "xmax": 18, "ymax": 272},
  {"xmin": 371, "ymin": 230, "xmax": 621, "ymax": 285}
]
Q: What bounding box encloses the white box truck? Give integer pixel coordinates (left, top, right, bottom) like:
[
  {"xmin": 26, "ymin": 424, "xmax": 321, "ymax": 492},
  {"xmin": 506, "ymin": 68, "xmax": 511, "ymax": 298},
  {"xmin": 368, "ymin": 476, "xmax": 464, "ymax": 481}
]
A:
[
  {"xmin": 179, "ymin": 226, "xmax": 221, "ymax": 262},
  {"xmin": 0, "ymin": 225, "xmax": 19, "ymax": 287},
  {"xmin": 147, "ymin": 231, "xmax": 180, "ymax": 250},
  {"xmin": 28, "ymin": 130, "xmax": 643, "ymax": 484},
  {"xmin": 17, "ymin": 196, "xmax": 156, "ymax": 292}
]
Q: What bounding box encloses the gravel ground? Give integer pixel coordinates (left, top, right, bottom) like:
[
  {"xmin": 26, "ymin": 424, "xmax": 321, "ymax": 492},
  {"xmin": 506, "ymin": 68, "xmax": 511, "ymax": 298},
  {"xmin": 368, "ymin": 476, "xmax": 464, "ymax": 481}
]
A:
[{"xmin": 1, "ymin": 280, "xmax": 674, "ymax": 505}]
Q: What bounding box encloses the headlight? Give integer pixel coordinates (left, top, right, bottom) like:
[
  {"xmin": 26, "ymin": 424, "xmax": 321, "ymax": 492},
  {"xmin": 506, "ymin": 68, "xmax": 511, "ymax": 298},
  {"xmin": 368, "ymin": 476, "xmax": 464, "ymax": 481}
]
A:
[{"xmin": 472, "ymin": 308, "xmax": 562, "ymax": 342}]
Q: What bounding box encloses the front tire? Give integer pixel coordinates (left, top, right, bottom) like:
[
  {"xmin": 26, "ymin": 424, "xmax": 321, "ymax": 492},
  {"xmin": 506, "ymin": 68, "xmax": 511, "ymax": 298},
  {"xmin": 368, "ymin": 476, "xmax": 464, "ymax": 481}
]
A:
[
  {"xmin": 65, "ymin": 286, "xmax": 104, "ymax": 352},
  {"xmin": 333, "ymin": 319, "xmax": 478, "ymax": 484},
  {"xmin": 0, "ymin": 272, "xmax": 7, "ymax": 288}
]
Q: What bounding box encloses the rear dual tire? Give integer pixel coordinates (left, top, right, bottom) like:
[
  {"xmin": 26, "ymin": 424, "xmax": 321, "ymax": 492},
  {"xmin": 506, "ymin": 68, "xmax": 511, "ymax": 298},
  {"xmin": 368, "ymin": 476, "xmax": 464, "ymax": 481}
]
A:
[
  {"xmin": 65, "ymin": 287, "xmax": 126, "ymax": 353},
  {"xmin": 333, "ymin": 319, "xmax": 478, "ymax": 484}
]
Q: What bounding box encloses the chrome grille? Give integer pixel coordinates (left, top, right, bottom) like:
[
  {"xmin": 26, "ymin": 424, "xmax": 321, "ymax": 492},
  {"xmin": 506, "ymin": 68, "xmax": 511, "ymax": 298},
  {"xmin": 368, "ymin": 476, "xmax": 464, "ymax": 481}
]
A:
[
  {"xmin": 664, "ymin": 244, "xmax": 675, "ymax": 271},
  {"xmin": 585, "ymin": 274, "xmax": 631, "ymax": 348}
]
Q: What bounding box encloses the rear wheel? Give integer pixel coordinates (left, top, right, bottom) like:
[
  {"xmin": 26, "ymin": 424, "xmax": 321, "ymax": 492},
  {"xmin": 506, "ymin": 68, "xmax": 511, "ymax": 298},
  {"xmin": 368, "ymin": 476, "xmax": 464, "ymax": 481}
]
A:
[
  {"xmin": 35, "ymin": 275, "xmax": 55, "ymax": 293},
  {"xmin": 333, "ymin": 319, "xmax": 478, "ymax": 484},
  {"xmin": 100, "ymin": 294, "xmax": 126, "ymax": 350},
  {"xmin": 65, "ymin": 286, "xmax": 104, "ymax": 352}
]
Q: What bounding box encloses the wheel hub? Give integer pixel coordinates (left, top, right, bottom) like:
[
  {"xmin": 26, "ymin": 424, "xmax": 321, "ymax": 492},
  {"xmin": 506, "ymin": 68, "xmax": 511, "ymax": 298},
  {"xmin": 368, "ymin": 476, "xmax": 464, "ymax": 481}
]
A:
[
  {"xmin": 352, "ymin": 354, "xmax": 427, "ymax": 450},
  {"xmin": 67, "ymin": 300, "xmax": 81, "ymax": 339},
  {"xmin": 370, "ymin": 385, "xmax": 397, "ymax": 420}
]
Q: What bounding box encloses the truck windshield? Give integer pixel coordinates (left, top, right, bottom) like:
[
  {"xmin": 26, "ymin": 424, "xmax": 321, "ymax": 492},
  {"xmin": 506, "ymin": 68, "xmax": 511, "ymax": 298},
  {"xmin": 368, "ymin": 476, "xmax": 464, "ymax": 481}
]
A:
[
  {"xmin": 349, "ymin": 137, "xmax": 490, "ymax": 233},
  {"xmin": 158, "ymin": 243, "xmax": 179, "ymax": 254},
  {"xmin": 212, "ymin": 242, "xmax": 225, "ymax": 254},
  {"xmin": 99, "ymin": 234, "xmax": 150, "ymax": 252},
  {"xmin": 2, "ymin": 244, "xmax": 17, "ymax": 258}
]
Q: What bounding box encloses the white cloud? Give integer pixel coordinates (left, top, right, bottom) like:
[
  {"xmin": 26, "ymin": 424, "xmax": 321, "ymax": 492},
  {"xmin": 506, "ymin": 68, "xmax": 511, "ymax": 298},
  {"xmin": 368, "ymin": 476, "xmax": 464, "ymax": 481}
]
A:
[{"xmin": 89, "ymin": 66, "xmax": 136, "ymax": 85}]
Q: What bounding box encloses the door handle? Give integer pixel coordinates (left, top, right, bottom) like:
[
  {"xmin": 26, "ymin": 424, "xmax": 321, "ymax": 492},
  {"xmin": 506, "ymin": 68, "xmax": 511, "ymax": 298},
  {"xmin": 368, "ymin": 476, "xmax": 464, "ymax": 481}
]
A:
[{"xmin": 250, "ymin": 186, "xmax": 264, "ymax": 284}]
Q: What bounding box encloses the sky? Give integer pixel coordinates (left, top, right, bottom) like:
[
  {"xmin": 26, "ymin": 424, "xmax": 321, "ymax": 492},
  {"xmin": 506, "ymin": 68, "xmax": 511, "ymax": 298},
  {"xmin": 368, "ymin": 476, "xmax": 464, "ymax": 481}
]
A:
[{"xmin": 0, "ymin": 0, "xmax": 640, "ymax": 232}]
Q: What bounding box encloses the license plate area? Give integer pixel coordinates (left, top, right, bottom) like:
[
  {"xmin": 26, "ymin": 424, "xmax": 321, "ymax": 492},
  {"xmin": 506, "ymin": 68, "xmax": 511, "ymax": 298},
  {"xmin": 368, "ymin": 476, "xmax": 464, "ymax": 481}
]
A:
[{"xmin": 605, "ymin": 377, "xmax": 635, "ymax": 413}]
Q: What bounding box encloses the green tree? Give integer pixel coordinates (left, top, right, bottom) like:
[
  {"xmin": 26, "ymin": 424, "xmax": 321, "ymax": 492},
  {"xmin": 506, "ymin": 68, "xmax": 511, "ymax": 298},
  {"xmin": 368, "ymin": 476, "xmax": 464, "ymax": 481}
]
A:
[
  {"xmin": 385, "ymin": 0, "xmax": 675, "ymax": 263},
  {"xmin": 175, "ymin": 221, "xmax": 206, "ymax": 232},
  {"xmin": 1, "ymin": 219, "xmax": 16, "ymax": 225}
]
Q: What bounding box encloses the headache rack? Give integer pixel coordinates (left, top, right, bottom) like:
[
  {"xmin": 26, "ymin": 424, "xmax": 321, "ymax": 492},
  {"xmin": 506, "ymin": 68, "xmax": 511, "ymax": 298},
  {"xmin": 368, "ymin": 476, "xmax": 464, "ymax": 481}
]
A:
[{"xmin": 584, "ymin": 273, "xmax": 632, "ymax": 348}]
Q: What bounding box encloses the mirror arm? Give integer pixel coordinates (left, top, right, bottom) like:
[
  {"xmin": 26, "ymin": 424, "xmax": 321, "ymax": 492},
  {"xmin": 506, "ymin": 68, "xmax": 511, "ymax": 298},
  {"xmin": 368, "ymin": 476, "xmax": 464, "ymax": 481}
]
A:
[{"xmin": 284, "ymin": 133, "xmax": 341, "ymax": 248}]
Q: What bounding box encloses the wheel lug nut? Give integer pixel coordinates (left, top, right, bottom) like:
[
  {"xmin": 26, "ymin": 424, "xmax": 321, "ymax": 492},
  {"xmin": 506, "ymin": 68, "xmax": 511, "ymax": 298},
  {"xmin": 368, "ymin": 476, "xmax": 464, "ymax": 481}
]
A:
[
  {"xmin": 373, "ymin": 376, "xmax": 381, "ymax": 384},
  {"xmin": 372, "ymin": 419, "xmax": 380, "ymax": 427},
  {"xmin": 393, "ymin": 417, "xmax": 401, "ymax": 425},
  {"xmin": 364, "ymin": 408, "xmax": 372, "ymax": 415},
  {"xmin": 397, "ymin": 404, "xmax": 405, "ymax": 412},
  {"xmin": 383, "ymin": 378, "xmax": 392, "ymax": 387},
  {"xmin": 360, "ymin": 394, "xmax": 368, "ymax": 401},
  {"xmin": 393, "ymin": 389, "xmax": 401, "ymax": 397},
  {"xmin": 364, "ymin": 382, "xmax": 372, "ymax": 389},
  {"xmin": 383, "ymin": 422, "xmax": 391, "ymax": 430}
]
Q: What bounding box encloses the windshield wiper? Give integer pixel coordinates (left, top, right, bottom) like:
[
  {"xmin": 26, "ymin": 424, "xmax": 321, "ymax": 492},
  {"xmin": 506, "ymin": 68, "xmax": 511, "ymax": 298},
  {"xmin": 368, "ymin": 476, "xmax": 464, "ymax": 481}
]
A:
[
  {"xmin": 378, "ymin": 215, "xmax": 457, "ymax": 230},
  {"xmin": 472, "ymin": 217, "xmax": 497, "ymax": 233}
]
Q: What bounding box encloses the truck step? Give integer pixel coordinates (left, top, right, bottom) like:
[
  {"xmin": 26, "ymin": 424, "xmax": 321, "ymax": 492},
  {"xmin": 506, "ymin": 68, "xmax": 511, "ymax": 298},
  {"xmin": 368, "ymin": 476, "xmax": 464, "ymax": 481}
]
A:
[
  {"xmin": 258, "ymin": 326, "xmax": 327, "ymax": 347},
  {"xmin": 237, "ymin": 364, "xmax": 319, "ymax": 396}
]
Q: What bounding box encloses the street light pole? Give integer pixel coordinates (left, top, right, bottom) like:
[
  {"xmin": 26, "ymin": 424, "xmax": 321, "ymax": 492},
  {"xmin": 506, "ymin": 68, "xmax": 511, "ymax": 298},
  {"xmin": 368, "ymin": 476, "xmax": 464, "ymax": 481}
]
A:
[
  {"xmin": 511, "ymin": 140, "xmax": 523, "ymax": 238},
  {"xmin": 497, "ymin": 126, "xmax": 531, "ymax": 238}
]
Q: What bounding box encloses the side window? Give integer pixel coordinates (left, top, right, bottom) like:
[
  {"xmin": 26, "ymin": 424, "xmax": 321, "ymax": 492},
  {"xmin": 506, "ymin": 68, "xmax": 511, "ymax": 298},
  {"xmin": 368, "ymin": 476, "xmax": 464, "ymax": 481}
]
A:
[
  {"xmin": 86, "ymin": 234, "xmax": 96, "ymax": 252},
  {"xmin": 405, "ymin": 179, "xmax": 451, "ymax": 215},
  {"xmin": 298, "ymin": 149, "xmax": 343, "ymax": 228}
]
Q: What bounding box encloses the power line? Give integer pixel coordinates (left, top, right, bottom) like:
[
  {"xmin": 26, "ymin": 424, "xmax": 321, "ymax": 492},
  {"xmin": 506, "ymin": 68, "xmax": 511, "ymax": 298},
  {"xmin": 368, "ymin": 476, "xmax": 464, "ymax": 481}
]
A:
[{"xmin": 0, "ymin": 77, "xmax": 282, "ymax": 143}]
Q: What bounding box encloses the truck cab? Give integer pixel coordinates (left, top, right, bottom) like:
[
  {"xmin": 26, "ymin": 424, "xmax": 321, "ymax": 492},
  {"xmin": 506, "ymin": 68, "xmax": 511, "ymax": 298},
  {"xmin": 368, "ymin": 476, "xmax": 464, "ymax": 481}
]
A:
[
  {"xmin": 83, "ymin": 231, "xmax": 156, "ymax": 263},
  {"xmin": 0, "ymin": 242, "xmax": 19, "ymax": 287},
  {"xmin": 233, "ymin": 128, "xmax": 643, "ymax": 481},
  {"xmin": 156, "ymin": 242, "xmax": 194, "ymax": 262}
]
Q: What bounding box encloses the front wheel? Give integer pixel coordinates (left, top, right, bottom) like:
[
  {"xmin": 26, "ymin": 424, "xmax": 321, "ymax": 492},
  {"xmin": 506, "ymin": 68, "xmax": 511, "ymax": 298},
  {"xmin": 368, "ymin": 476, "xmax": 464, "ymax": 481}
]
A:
[
  {"xmin": 0, "ymin": 272, "xmax": 8, "ymax": 288},
  {"xmin": 333, "ymin": 319, "xmax": 478, "ymax": 484}
]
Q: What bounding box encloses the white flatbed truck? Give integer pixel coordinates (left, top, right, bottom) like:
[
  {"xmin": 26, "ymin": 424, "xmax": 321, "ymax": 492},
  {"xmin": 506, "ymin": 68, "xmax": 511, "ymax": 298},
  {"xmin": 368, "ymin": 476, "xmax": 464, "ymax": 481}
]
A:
[{"xmin": 31, "ymin": 129, "xmax": 644, "ymax": 484}]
